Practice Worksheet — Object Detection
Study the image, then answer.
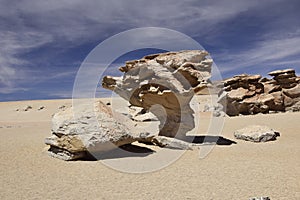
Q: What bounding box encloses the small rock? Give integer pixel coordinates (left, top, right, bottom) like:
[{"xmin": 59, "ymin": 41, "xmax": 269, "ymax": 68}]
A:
[
  {"xmin": 23, "ymin": 105, "xmax": 32, "ymax": 111},
  {"xmin": 234, "ymin": 125, "xmax": 279, "ymax": 142},
  {"xmin": 249, "ymin": 197, "xmax": 270, "ymax": 200},
  {"xmin": 132, "ymin": 112, "xmax": 158, "ymax": 122},
  {"xmin": 38, "ymin": 106, "xmax": 45, "ymax": 111},
  {"xmin": 58, "ymin": 105, "xmax": 66, "ymax": 110}
]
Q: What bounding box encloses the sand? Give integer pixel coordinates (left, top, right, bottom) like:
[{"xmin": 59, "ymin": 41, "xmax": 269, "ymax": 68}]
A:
[{"xmin": 0, "ymin": 97, "xmax": 299, "ymax": 200}]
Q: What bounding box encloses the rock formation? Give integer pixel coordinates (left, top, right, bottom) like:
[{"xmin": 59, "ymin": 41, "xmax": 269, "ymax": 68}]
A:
[
  {"xmin": 234, "ymin": 125, "xmax": 279, "ymax": 142},
  {"xmin": 45, "ymin": 100, "xmax": 200, "ymax": 160},
  {"xmin": 219, "ymin": 69, "xmax": 300, "ymax": 116},
  {"xmin": 102, "ymin": 50, "xmax": 213, "ymax": 138}
]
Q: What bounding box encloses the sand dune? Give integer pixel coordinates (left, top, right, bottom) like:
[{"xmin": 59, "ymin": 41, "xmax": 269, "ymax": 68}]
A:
[{"xmin": 0, "ymin": 98, "xmax": 299, "ymax": 199}]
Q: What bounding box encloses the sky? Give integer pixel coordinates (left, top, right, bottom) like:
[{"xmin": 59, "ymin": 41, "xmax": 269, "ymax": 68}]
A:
[{"xmin": 0, "ymin": 0, "xmax": 300, "ymax": 101}]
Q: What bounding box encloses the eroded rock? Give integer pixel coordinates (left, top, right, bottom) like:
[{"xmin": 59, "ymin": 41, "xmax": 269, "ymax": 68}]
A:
[
  {"xmin": 219, "ymin": 69, "xmax": 300, "ymax": 116},
  {"xmin": 234, "ymin": 125, "xmax": 279, "ymax": 142},
  {"xmin": 45, "ymin": 100, "xmax": 137, "ymax": 160},
  {"xmin": 102, "ymin": 50, "xmax": 212, "ymax": 138}
]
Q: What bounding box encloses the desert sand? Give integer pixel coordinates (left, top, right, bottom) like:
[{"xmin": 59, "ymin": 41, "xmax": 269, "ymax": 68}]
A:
[{"xmin": 0, "ymin": 97, "xmax": 299, "ymax": 200}]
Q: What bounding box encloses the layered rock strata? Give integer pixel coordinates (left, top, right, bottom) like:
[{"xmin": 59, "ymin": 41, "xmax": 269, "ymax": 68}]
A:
[
  {"xmin": 102, "ymin": 50, "xmax": 213, "ymax": 138},
  {"xmin": 219, "ymin": 69, "xmax": 300, "ymax": 116}
]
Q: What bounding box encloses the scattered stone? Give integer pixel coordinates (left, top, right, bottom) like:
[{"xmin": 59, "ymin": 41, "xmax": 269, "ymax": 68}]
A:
[
  {"xmin": 102, "ymin": 50, "xmax": 212, "ymax": 138},
  {"xmin": 23, "ymin": 105, "xmax": 32, "ymax": 111},
  {"xmin": 151, "ymin": 136, "xmax": 193, "ymax": 149},
  {"xmin": 38, "ymin": 106, "xmax": 45, "ymax": 111},
  {"xmin": 249, "ymin": 197, "xmax": 270, "ymax": 200},
  {"xmin": 234, "ymin": 125, "xmax": 279, "ymax": 142},
  {"xmin": 58, "ymin": 105, "xmax": 66, "ymax": 110}
]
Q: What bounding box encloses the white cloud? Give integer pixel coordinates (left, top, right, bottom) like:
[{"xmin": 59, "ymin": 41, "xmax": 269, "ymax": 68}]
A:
[
  {"xmin": 0, "ymin": 0, "xmax": 297, "ymax": 95},
  {"xmin": 214, "ymin": 34, "xmax": 300, "ymax": 76},
  {"xmin": 0, "ymin": 31, "xmax": 53, "ymax": 93}
]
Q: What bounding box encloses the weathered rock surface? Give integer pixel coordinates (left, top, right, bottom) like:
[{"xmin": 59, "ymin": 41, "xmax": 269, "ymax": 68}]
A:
[
  {"xmin": 102, "ymin": 50, "xmax": 212, "ymax": 138},
  {"xmin": 219, "ymin": 69, "xmax": 300, "ymax": 116},
  {"xmin": 45, "ymin": 100, "xmax": 198, "ymax": 160},
  {"xmin": 45, "ymin": 100, "xmax": 138, "ymax": 160},
  {"xmin": 234, "ymin": 125, "xmax": 279, "ymax": 142},
  {"xmin": 128, "ymin": 106, "xmax": 158, "ymax": 122}
]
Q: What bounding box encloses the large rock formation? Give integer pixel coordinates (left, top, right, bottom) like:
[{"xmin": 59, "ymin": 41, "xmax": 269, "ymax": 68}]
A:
[
  {"xmin": 219, "ymin": 69, "xmax": 300, "ymax": 116},
  {"xmin": 45, "ymin": 100, "xmax": 199, "ymax": 160},
  {"xmin": 102, "ymin": 50, "xmax": 213, "ymax": 138}
]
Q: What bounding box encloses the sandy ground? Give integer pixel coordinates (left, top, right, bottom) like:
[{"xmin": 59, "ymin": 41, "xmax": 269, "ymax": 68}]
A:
[{"xmin": 0, "ymin": 97, "xmax": 299, "ymax": 200}]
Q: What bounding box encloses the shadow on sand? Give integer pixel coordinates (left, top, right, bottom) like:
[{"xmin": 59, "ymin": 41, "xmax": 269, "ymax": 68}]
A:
[
  {"xmin": 184, "ymin": 135, "xmax": 237, "ymax": 145},
  {"xmin": 82, "ymin": 136, "xmax": 236, "ymax": 161}
]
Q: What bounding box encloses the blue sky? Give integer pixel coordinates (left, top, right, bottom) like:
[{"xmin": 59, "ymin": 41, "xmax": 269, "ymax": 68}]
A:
[{"xmin": 1, "ymin": 0, "xmax": 300, "ymax": 101}]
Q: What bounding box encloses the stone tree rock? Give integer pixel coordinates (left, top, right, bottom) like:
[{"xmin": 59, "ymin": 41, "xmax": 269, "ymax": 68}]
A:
[
  {"xmin": 102, "ymin": 50, "xmax": 213, "ymax": 138},
  {"xmin": 234, "ymin": 125, "xmax": 279, "ymax": 142}
]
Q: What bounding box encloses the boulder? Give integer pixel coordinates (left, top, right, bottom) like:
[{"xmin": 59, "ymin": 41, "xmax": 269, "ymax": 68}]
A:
[
  {"xmin": 234, "ymin": 125, "xmax": 279, "ymax": 142},
  {"xmin": 45, "ymin": 100, "xmax": 138, "ymax": 160},
  {"xmin": 102, "ymin": 50, "xmax": 212, "ymax": 138},
  {"xmin": 45, "ymin": 99, "xmax": 200, "ymax": 161}
]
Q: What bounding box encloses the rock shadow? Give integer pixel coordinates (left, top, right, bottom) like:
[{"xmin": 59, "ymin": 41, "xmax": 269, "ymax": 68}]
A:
[
  {"xmin": 82, "ymin": 144, "xmax": 155, "ymax": 161},
  {"xmin": 183, "ymin": 135, "xmax": 237, "ymax": 145}
]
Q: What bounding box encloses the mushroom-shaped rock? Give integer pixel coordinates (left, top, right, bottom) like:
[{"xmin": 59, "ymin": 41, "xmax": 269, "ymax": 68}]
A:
[{"xmin": 102, "ymin": 50, "xmax": 213, "ymax": 138}]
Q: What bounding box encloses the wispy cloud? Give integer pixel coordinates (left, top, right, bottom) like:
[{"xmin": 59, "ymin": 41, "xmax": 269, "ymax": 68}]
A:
[
  {"xmin": 0, "ymin": 31, "xmax": 53, "ymax": 94},
  {"xmin": 214, "ymin": 33, "xmax": 300, "ymax": 77},
  {"xmin": 0, "ymin": 0, "xmax": 299, "ymax": 98}
]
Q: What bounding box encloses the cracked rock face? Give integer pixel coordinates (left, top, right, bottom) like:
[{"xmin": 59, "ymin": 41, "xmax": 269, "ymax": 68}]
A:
[
  {"xmin": 218, "ymin": 69, "xmax": 300, "ymax": 116},
  {"xmin": 45, "ymin": 100, "xmax": 137, "ymax": 160},
  {"xmin": 102, "ymin": 50, "xmax": 213, "ymax": 138}
]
